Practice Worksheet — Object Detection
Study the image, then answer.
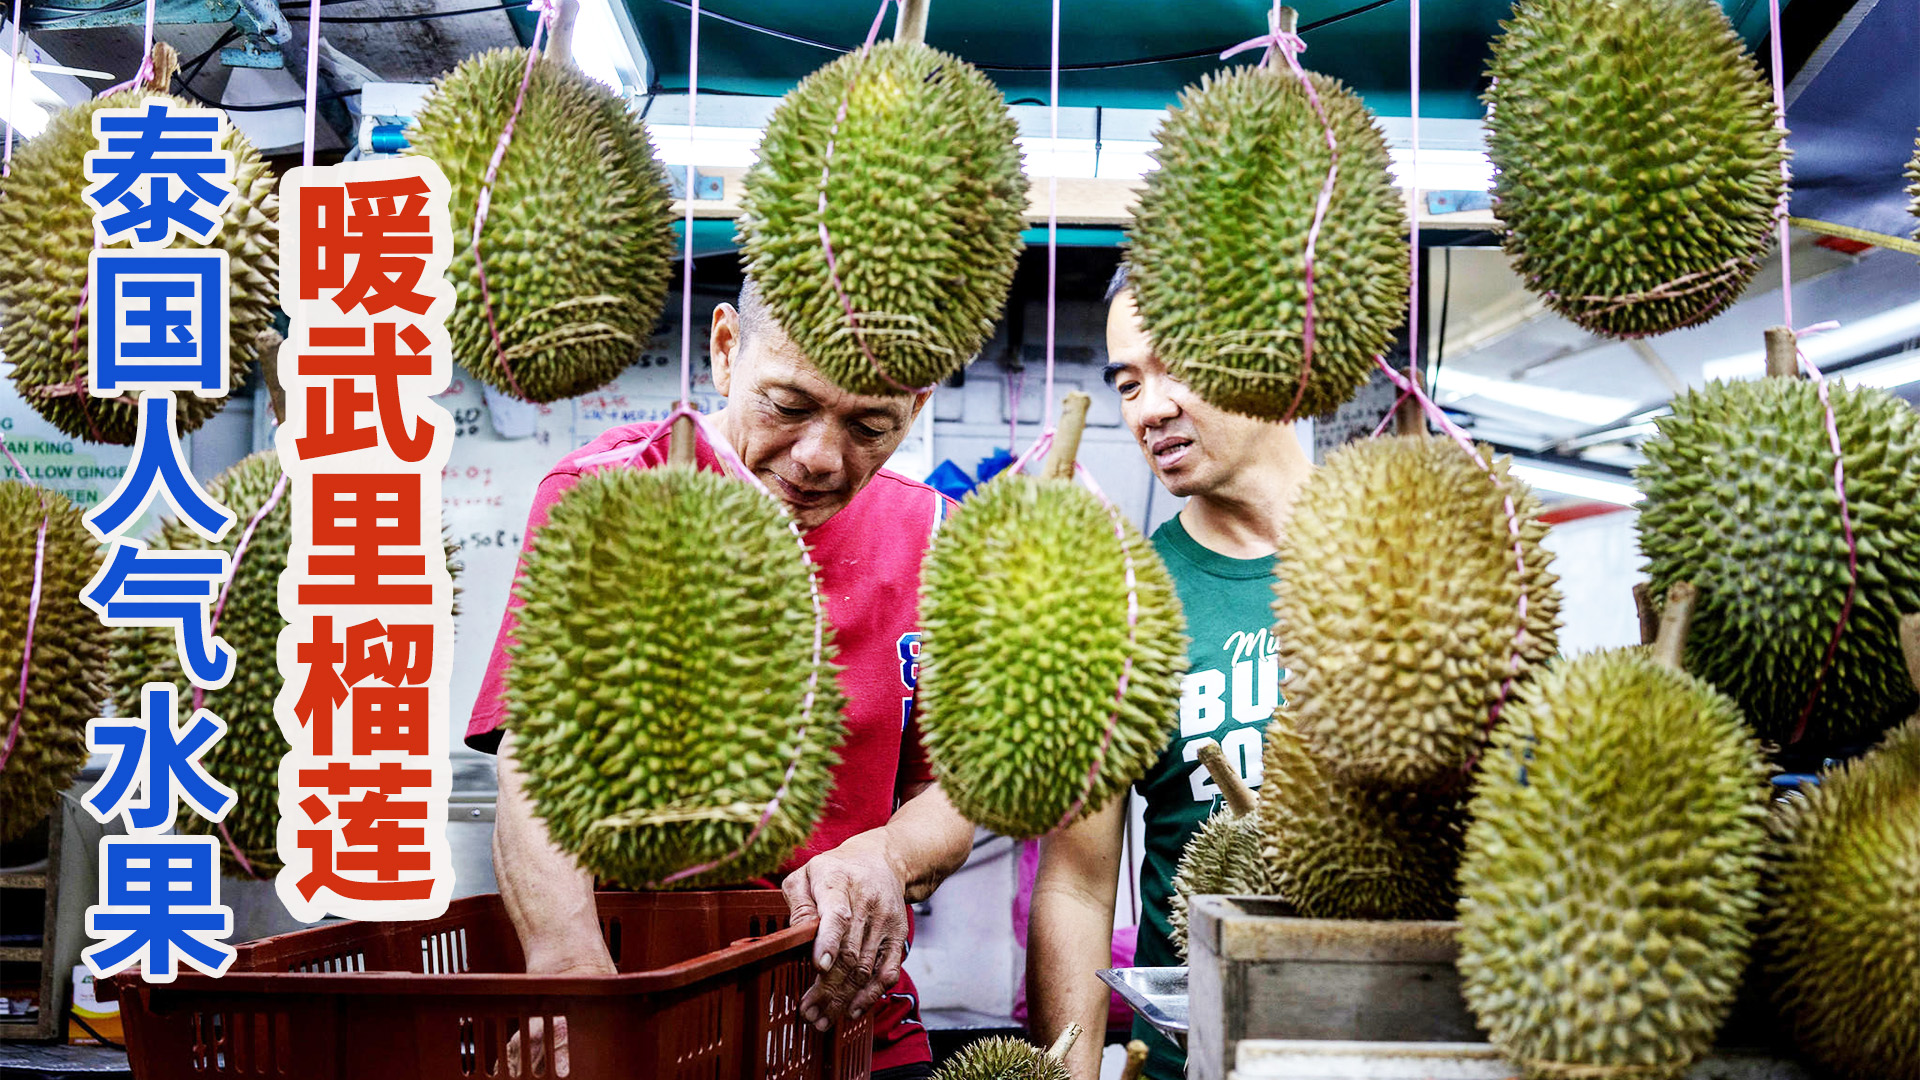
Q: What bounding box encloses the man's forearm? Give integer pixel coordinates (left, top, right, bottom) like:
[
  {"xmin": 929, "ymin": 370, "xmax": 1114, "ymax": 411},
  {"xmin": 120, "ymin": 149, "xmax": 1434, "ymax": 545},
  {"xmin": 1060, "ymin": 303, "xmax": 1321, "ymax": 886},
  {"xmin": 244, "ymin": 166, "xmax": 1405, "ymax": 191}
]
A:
[
  {"xmin": 1027, "ymin": 800, "xmax": 1126, "ymax": 1080},
  {"xmin": 879, "ymin": 781, "xmax": 975, "ymax": 903},
  {"xmin": 493, "ymin": 731, "xmax": 615, "ymax": 975}
]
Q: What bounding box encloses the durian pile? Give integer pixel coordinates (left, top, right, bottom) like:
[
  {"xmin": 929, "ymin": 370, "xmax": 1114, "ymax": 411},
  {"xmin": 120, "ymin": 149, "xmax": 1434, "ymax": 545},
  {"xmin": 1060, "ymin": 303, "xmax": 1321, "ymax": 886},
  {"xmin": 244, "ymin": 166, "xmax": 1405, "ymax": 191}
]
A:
[
  {"xmin": 0, "ymin": 483, "xmax": 109, "ymax": 843},
  {"xmin": 503, "ymin": 455, "xmax": 848, "ymax": 888},
  {"xmin": 1168, "ymin": 742, "xmax": 1275, "ymax": 957},
  {"xmin": 0, "ymin": 79, "xmax": 279, "ymax": 444},
  {"xmin": 408, "ymin": 51, "xmax": 676, "ymax": 403},
  {"xmin": 916, "ymin": 395, "xmax": 1188, "ymax": 838},
  {"xmin": 931, "ymin": 1024, "xmax": 1079, "ymax": 1080}
]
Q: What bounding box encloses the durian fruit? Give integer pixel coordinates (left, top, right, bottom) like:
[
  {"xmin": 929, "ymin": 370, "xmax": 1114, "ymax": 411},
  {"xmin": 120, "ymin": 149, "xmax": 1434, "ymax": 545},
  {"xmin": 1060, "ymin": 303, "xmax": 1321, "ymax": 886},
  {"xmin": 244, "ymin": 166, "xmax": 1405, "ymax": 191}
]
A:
[
  {"xmin": 1127, "ymin": 62, "xmax": 1408, "ymax": 421},
  {"xmin": 738, "ymin": 39, "xmax": 1025, "ymax": 396},
  {"xmin": 915, "ymin": 403, "xmax": 1187, "ymax": 838},
  {"xmin": 1456, "ymin": 586, "xmax": 1771, "ymax": 1080},
  {"xmin": 408, "ymin": 51, "xmax": 675, "ymax": 403},
  {"xmin": 110, "ymin": 452, "xmax": 462, "ymax": 876},
  {"xmin": 1908, "ymin": 133, "xmax": 1919, "ymax": 241},
  {"xmin": 1275, "ymin": 436, "xmax": 1562, "ymax": 790},
  {"xmin": 1636, "ymin": 375, "xmax": 1920, "ymax": 746},
  {"xmin": 931, "ymin": 1024, "xmax": 1079, "ymax": 1080},
  {"xmin": 1763, "ymin": 619, "xmax": 1920, "ymax": 1080},
  {"xmin": 0, "ymin": 92, "xmax": 279, "ymax": 444},
  {"xmin": 0, "ymin": 483, "xmax": 109, "ymax": 842},
  {"xmin": 505, "ymin": 464, "xmax": 847, "ymax": 888},
  {"xmin": 1483, "ymin": 0, "xmax": 1786, "ymax": 337},
  {"xmin": 1170, "ymin": 740, "xmax": 1277, "ymax": 959},
  {"xmin": 1258, "ymin": 717, "xmax": 1466, "ymax": 920}
]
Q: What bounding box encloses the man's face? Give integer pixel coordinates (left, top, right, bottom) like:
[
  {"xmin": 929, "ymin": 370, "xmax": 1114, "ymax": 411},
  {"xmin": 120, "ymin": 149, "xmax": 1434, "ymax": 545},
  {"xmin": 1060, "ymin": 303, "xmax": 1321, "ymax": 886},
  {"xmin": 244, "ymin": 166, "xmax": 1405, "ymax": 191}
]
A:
[
  {"xmin": 1105, "ymin": 290, "xmax": 1277, "ymax": 499},
  {"xmin": 711, "ymin": 304, "xmax": 928, "ymax": 530}
]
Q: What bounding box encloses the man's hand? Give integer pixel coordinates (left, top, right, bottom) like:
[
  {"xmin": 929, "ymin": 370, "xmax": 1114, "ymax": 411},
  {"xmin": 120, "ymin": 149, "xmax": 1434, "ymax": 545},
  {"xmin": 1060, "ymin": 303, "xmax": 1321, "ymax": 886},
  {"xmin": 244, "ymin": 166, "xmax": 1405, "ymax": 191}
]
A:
[{"xmin": 782, "ymin": 831, "xmax": 910, "ymax": 1031}]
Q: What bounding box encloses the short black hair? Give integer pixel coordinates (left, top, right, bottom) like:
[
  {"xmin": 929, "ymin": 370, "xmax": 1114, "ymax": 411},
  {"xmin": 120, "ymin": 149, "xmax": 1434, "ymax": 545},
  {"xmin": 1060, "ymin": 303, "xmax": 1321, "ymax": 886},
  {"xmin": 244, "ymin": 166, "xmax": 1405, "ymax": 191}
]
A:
[
  {"xmin": 1103, "ymin": 261, "xmax": 1131, "ymax": 304},
  {"xmin": 736, "ymin": 274, "xmax": 772, "ymax": 345}
]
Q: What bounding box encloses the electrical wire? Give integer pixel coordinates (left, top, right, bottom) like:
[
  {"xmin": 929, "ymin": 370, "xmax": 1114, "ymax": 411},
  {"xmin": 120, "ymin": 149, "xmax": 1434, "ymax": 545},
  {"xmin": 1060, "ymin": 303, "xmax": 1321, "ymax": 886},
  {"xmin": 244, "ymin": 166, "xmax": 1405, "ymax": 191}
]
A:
[{"xmin": 653, "ymin": 0, "xmax": 1401, "ymax": 71}]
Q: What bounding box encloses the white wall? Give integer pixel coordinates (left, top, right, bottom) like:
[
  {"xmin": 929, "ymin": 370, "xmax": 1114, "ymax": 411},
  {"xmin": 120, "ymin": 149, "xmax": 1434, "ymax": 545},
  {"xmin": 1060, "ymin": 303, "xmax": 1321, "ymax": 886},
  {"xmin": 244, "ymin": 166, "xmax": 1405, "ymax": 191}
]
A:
[{"xmin": 1538, "ymin": 507, "xmax": 1648, "ymax": 654}]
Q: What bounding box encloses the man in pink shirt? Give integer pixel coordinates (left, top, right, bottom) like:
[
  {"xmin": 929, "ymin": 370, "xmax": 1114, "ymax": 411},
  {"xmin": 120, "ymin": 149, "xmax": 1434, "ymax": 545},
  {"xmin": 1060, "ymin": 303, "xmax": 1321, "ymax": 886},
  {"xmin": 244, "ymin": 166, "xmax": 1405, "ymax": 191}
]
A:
[{"xmin": 468, "ymin": 278, "xmax": 973, "ymax": 1078}]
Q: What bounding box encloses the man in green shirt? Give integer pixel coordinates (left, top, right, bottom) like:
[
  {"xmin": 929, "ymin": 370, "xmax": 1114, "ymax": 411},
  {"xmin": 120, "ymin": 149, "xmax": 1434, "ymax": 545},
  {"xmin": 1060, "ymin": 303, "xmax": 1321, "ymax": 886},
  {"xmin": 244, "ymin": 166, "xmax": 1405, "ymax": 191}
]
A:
[{"xmin": 1027, "ymin": 265, "xmax": 1314, "ymax": 1080}]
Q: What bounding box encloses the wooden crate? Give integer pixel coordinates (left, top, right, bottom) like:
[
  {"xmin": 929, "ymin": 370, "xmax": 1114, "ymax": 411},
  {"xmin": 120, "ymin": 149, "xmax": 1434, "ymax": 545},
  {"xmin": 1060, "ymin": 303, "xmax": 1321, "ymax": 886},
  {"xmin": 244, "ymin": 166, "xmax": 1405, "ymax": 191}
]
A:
[
  {"xmin": 0, "ymin": 808, "xmax": 65, "ymax": 1041},
  {"xmin": 1186, "ymin": 897, "xmax": 1480, "ymax": 1080}
]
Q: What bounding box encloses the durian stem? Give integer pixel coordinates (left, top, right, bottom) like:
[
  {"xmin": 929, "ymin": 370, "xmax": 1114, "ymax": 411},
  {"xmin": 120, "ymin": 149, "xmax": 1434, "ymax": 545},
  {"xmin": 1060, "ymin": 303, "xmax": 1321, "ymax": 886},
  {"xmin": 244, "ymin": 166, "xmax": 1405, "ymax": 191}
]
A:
[
  {"xmin": 1120, "ymin": 1040, "xmax": 1150, "ymax": 1080},
  {"xmin": 256, "ymin": 327, "xmax": 288, "ymax": 426},
  {"xmin": 1632, "ymin": 582, "xmax": 1658, "ymax": 646},
  {"xmin": 1046, "ymin": 1023, "xmax": 1083, "ymax": 1062},
  {"xmin": 895, "ymin": 0, "xmax": 930, "ymax": 44},
  {"xmin": 1272, "ymin": 4, "xmax": 1298, "ymax": 37},
  {"xmin": 1764, "ymin": 326, "xmax": 1801, "ymax": 379},
  {"xmin": 1900, "ymin": 613, "xmax": 1920, "ymax": 696},
  {"xmin": 669, "ymin": 414, "xmax": 695, "ymax": 468},
  {"xmin": 1043, "ymin": 392, "xmax": 1092, "ymax": 481},
  {"xmin": 1650, "ymin": 581, "xmax": 1698, "ymax": 671},
  {"xmin": 145, "ymin": 41, "xmax": 180, "ymax": 93},
  {"xmin": 1196, "ymin": 741, "xmax": 1257, "ymax": 817},
  {"xmin": 544, "ymin": 0, "xmax": 578, "ymax": 64},
  {"xmin": 1393, "ymin": 380, "xmax": 1425, "ymax": 436}
]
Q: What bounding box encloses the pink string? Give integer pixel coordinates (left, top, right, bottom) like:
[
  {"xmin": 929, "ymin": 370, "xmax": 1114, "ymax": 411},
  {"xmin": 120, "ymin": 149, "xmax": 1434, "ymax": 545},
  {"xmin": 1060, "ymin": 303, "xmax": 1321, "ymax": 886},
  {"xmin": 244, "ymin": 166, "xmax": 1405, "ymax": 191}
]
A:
[
  {"xmin": 1788, "ymin": 324, "xmax": 1858, "ymax": 743},
  {"xmin": 579, "ymin": 405, "xmax": 831, "ymax": 888},
  {"xmin": 678, "ymin": 0, "xmax": 700, "ymax": 407},
  {"xmin": 1768, "ymin": 0, "xmax": 1793, "ymax": 329},
  {"xmin": 2, "ymin": 0, "xmax": 23, "ymax": 179},
  {"xmin": 98, "ymin": 0, "xmax": 156, "ymax": 97},
  {"xmin": 470, "ymin": 0, "xmax": 554, "ymax": 403},
  {"xmin": 1374, "ymin": 356, "xmax": 1531, "ymax": 754},
  {"xmin": 302, "ymin": 0, "xmax": 320, "ymax": 170},
  {"xmin": 0, "ymin": 439, "xmax": 49, "ymax": 775},
  {"xmin": 812, "ymin": 0, "xmax": 934, "ymax": 396},
  {"xmin": 1043, "ymin": 0, "xmax": 1059, "ymax": 426},
  {"xmin": 1407, "ymin": 0, "xmax": 1420, "ymax": 391},
  {"xmin": 1220, "ymin": 19, "xmax": 1336, "ymax": 423}
]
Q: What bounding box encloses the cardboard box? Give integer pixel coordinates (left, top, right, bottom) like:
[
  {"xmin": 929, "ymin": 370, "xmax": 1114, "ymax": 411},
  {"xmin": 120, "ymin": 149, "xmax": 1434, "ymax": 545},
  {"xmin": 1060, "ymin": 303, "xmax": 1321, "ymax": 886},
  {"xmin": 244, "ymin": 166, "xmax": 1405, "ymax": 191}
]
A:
[{"xmin": 68, "ymin": 965, "xmax": 123, "ymax": 1045}]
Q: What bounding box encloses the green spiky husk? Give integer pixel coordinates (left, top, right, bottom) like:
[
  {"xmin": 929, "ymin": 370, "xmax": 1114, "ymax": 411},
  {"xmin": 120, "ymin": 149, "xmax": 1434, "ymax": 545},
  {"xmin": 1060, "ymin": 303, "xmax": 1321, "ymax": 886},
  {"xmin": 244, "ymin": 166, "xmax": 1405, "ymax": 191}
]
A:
[
  {"xmin": 738, "ymin": 40, "xmax": 1026, "ymax": 396},
  {"xmin": 1636, "ymin": 378, "xmax": 1920, "ymax": 747},
  {"xmin": 1128, "ymin": 64, "xmax": 1409, "ymax": 421},
  {"xmin": 0, "ymin": 92, "xmax": 278, "ymax": 444},
  {"xmin": 1457, "ymin": 649, "xmax": 1770, "ymax": 1080},
  {"xmin": 1763, "ymin": 717, "xmax": 1920, "ymax": 1080},
  {"xmin": 0, "ymin": 484, "xmax": 108, "ymax": 842},
  {"xmin": 1276, "ymin": 436, "xmax": 1561, "ymax": 790},
  {"xmin": 408, "ymin": 52, "xmax": 675, "ymax": 403},
  {"xmin": 1483, "ymin": 0, "xmax": 1787, "ymax": 337},
  {"xmin": 929, "ymin": 1036, "xmax": 1072, "ymax": 1080},
  {"xmin": 1170, "ymin": 809, "xmax": 1276, "ymax": 959},
  {"xmin": 916, "ymin": 475, "xmax": 1187, "ymax": 838},
  {"xmin": 505, "ymin": 466, "xmax": 846, "ymax": 888},
  {"xmin": 110, "ymin": 452, "xmax": 289, "ymax": 875},
  {"xmin": 1258, "ymin": 720, "xmax": 1466, "ymax": 920}
]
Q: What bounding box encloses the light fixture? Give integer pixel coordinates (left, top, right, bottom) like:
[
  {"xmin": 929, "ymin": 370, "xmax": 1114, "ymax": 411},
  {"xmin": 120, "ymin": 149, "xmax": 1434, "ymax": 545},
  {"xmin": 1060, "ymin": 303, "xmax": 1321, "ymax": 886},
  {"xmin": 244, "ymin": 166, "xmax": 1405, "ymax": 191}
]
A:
[
  {"xmin": 1847, "ymin": 348, "xmax": 1920, "ymax": 390},
  {"xmin": 1508, "ymin": 462, "xmax": 1643, "ymax": 506},
  {"xmin": 1701, "ymin": 299, "xmax": 1920, "ymax": 381},
  {"xmin": 1434, "ymin": 367, "xmax": 1639, "ymax": 424},
  {"xmin": 570, "ymin": 0, "xmax": 648, "ymax": 97},
  {"xmin": 1, "ymin": 41, "xmax": 60, "ymax": 140}
]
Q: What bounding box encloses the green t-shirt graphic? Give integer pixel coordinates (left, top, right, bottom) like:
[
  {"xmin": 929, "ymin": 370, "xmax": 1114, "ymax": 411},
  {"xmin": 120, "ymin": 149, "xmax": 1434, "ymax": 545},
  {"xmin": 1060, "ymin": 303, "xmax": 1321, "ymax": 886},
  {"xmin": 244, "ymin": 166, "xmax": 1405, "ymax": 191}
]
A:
[{"xmin": 1131, "ymin": 513, "xmax": 1284, "ymax": 1079}]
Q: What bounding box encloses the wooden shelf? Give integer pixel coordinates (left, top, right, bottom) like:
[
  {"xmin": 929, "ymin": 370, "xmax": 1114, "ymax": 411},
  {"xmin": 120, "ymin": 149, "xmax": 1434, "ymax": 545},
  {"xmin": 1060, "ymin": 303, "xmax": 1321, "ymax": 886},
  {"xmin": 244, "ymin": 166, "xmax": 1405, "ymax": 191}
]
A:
[
  {"xmin": 0, "ymin": 944, "xmax": 45, "ymax": 961},
  {"xmin": 0, "ymin": 870, "xmax": 48, "ymax": 889}
]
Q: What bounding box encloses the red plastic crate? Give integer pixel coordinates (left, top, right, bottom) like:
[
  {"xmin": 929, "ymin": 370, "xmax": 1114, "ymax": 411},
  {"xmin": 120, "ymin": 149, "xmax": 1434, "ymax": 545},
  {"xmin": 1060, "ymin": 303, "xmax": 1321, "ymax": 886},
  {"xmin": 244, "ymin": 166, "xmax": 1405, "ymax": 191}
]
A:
[{"xmin": 102, "ymin": 890, "xmax": 874, "ymax": 1080}]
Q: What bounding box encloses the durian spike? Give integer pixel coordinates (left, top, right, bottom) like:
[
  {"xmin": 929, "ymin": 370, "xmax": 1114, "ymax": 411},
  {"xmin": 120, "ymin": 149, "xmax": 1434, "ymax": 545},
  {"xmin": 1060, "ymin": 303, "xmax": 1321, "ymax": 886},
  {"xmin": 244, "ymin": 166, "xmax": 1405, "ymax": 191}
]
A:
[
  {"xmin": 1045, "ymin": 1023, "xmax": 1083, "ymax": 1062},
  {"xmin": 145, "ymin": 41, "xmax": 180, "ymax": 93},
  {"xmin": 1651, "ymin": 581, "xmax": 1700, "ymax": 671},
  {"xmin": 1900, "ymin": 612, "xmax": 1920, "ymax": 695},
  {"xmin": 669, "ymin": 414, "xmax": 695, "ymax": 468},
  {"xmin": 1120, "ymin": 1040, "xmax": 1150, "ymax": 1080},
  {"xmin": 1196, "ymin": 741, "xmax": 1258, "ymax": 817},
  {"xmin": 1042, "ymin": 392, "xmax": 1092, "ymax": 480},
  {"xmin": 1764, "ymin": 326, "xmax": 1801, "ymax": 379},
  {"xmin": 545, "ymin": 0, "xmax": 578, "ymax": 64},
  {"xmin": 895, "ymin": 0, "xmax": 930, "ymax": 44},
  {"xmin": 1633, "ymin": 581, "xmax": 1659, "ymax": 646}
]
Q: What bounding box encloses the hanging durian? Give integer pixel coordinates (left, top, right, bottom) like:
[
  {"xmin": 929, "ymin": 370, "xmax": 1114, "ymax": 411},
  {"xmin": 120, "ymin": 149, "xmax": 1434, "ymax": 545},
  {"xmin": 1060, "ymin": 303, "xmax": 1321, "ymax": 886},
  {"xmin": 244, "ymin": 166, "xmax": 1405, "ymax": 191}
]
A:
[
  {"xmin": 737, "ymin": 15, "xmax": 1025, "ymax": 397},
  {"xmin": 505, "ymin": 456, "xmax": 846, "ymax": 888},
  {"xmin": 1763, "ymin": 617, "xmax": 1920, "ymax": 1080},
  {"xmin": 0, "ymin": 50, "xmax": 278, "ymax": 444},
  {"xmin": 1258, "ymin": 717, "xmax": 1466, "ymax": 920},
  {"xmin": 1907, "ymin": 132, "xmax": 1919, "ymax": 241},
  {"xmin": 1457, "ymin": 585, "xmax": 1771, "ymax": 1080},
  {"xmin": 915, "ymin": 395, "xmax": 1187, "ymax": 838},
  {"xmin": 0, "ymin": 483, "xmax": 109, "ymax": 842},
  {"xmin": 1636, "ymin": 343, "xmax": 1920, "ymax": 748},
  {"xmin": 108, "ymin": 452, "xmax": 462, "ymax": 875},
  {"xmin": 1275, "ymin": 435, "xmax": 1561, "ymax": 790},
  {"xmin": 408, "ymin": 50, "xmax": 675, "ymax": 403},
  {"xmin": 1483, "ymin": 0, "xmax": 1786, "ymax": 337},
  {"xmin": 1127, "ymin": 10, "xmax": 1408, "ymax": 422},
  {"xmin": 931, "ymin": 1023, "xmax": 1079, "ymax": 1080},
  {"xmin": 1170, "ymin": 741, "xmax": 1277, "ymax": 959}
]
